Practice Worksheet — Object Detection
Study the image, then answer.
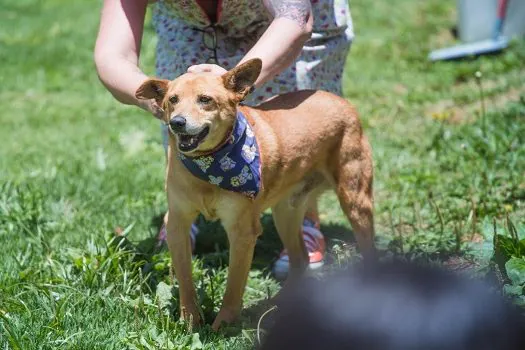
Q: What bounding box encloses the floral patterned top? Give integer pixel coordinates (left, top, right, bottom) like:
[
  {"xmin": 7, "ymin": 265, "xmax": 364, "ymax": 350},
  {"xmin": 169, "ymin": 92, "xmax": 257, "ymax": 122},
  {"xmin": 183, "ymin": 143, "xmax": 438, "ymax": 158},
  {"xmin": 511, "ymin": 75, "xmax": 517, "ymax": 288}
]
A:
[{"xmin": 152, "ymin": 0, "xmax": 354, "ymax": 104}]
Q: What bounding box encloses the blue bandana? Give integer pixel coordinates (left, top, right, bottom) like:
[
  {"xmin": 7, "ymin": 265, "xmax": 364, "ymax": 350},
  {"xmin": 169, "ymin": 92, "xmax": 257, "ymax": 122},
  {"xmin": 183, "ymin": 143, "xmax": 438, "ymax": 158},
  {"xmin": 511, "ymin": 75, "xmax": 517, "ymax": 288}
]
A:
[{"xmin": 178, "ymin": 112, "xmax": 261, "ymax": 199}]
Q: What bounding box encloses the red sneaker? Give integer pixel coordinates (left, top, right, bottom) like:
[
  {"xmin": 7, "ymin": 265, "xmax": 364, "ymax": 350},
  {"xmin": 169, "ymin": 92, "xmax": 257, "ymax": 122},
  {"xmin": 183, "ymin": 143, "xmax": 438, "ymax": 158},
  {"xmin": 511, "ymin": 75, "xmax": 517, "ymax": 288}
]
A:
[{"xmin": 273, "ymin": 218, "xmax": 326, "ymax": 280}]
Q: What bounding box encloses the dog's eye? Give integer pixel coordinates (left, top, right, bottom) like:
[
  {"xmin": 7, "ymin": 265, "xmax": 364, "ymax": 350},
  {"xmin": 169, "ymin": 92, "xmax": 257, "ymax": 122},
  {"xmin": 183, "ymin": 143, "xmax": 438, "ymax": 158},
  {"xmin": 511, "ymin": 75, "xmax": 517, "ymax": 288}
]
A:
[
  {"xmin": 169, "ymin": 95, "xmax": 179, "ymax": 104},
  {"xmin": 198, "ymin": 95, "xmax": 213, "ymax": 104}
]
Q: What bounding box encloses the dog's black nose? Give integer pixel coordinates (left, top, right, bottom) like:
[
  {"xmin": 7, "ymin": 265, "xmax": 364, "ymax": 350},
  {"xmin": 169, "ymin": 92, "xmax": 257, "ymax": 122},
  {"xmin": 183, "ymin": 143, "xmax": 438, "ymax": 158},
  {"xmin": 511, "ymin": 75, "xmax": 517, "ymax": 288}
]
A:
[{"xmin": 169, "ymin": 116, "xmax": 186, "ymax": 131}]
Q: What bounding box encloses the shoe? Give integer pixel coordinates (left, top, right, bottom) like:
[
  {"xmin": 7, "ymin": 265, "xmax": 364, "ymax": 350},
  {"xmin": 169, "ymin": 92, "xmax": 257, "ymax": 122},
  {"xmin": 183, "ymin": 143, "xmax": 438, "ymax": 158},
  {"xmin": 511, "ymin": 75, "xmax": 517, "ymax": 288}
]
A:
[
  {"xmin": 273, "ymin": 217, "xmax": 326, "ymax": 280},
  {"xmin": 156, "ymin": 222, "xmax": 199, "ymax": 252}
]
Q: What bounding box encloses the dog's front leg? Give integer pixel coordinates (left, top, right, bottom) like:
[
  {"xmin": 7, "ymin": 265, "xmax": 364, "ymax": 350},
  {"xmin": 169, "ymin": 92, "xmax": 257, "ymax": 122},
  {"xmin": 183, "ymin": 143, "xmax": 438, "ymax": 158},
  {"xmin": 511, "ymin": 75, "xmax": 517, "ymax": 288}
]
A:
[
  {"xmin": 165, "ymin": 209, "xmax": 200, "ymax": 325},
  {"xmin": 212, "ymin": 210, "xmax": 261, "ymax": 330}
]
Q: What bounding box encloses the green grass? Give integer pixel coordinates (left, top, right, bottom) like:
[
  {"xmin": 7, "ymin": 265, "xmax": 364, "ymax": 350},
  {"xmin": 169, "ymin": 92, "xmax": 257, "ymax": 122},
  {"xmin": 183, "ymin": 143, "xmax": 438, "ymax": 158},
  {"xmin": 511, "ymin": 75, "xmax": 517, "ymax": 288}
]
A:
[{"xmin": 1, "ymin": 0, "xmax": 524, "ymax": 348}]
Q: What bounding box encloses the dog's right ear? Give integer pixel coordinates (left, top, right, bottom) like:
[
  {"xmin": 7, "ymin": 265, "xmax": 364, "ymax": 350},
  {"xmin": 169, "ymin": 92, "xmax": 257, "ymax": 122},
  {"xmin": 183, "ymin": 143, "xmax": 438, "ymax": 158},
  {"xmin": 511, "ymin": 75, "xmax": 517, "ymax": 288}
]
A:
[{"xmin": 135, "ymin": 79, "xmax": 169, "ymax": 102}]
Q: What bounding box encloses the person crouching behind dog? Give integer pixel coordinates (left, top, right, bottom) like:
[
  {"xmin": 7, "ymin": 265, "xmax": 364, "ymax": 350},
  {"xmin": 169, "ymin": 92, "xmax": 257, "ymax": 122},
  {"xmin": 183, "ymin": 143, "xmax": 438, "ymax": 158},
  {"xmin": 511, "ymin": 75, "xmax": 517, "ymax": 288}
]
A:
[{"xmin": 94, "ymin": 0, "xmax": 355, "ymax": 279}]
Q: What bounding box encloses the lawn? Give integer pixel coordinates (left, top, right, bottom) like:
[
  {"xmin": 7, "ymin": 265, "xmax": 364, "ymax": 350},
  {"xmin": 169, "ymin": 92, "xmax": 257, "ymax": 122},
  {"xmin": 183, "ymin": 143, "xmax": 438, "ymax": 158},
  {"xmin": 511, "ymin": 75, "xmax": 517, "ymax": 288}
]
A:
[{"xmin": 1, "ymin": 0, "xmax": 524, "ymax": 348}]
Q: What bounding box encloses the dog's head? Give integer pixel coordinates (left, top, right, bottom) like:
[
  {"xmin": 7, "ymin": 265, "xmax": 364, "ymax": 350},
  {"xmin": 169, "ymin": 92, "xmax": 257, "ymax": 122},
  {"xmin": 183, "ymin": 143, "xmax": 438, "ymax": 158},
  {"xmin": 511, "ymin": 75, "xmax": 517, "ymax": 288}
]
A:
[{"xmin": 136, "ymin": 58, "xmax": 262, "ymax": 155}]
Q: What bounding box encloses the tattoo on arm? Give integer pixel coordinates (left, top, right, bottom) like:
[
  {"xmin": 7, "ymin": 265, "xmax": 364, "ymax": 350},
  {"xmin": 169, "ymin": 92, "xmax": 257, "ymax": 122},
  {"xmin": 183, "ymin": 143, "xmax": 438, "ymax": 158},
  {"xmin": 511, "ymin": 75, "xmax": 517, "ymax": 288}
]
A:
[{"xmin": 265, "ymin": 0, "xmax": 311, "ymax": 29}]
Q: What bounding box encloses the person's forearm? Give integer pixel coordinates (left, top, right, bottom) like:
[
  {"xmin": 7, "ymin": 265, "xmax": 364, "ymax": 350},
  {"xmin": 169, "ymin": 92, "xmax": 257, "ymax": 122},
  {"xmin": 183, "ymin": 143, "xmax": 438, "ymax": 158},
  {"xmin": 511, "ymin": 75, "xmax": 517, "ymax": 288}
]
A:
[
  {"xmin": 95, "ymin": 53, "xmax": 148, "ymax": 107},
  {"xmin": 241, "ymin": 0, "xmax": 313, "ymax": 87},
  {"xmin": 94, "ymin": 0, "xmax": 150, "ymax": 109},
  {"xmin": 239, "ymin": 18, "xmax": 311, "ymax": 87}
]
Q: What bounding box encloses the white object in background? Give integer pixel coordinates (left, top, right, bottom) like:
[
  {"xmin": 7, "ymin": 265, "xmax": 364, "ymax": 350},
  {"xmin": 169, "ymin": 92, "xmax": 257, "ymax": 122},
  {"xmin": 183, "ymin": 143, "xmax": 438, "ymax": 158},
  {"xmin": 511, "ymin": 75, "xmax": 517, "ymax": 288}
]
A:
[
  {"xmin": 458, "ymin": 0, "xmax": 495, "ymax": 43},
  {"xmin": 458, "ymin": 0, "xmax": 525, "ymax": 43},
  {"xmin": 503, "ymin": 0, "xmax": 525, "ymax": 39},
  {"xmin": 428, "ymin": 37, "xmax": 509, "ymax": 61}
]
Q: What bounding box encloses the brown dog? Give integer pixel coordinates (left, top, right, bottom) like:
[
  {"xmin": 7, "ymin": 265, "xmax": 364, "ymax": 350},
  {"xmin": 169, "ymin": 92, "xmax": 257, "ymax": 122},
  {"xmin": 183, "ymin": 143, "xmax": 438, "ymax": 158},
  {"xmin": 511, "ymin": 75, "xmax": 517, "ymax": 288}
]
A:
[{"xmin": 135, "ymin": 58, "xmax": 375, "ymax": 330}]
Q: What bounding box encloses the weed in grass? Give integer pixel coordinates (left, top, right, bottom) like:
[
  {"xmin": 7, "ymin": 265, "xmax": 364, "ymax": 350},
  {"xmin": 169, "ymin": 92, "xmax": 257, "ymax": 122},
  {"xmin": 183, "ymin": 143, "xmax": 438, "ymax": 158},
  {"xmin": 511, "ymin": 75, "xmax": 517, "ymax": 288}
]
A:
[{"xmin": 489, "ymin": 217, "xmax": 525, "ymax": 306}]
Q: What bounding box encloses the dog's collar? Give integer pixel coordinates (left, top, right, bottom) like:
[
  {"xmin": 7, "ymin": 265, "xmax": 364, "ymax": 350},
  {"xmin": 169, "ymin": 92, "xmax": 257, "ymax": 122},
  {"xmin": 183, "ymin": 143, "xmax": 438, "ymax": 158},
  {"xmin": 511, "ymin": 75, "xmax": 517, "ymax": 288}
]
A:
[
  {"xmin": 178, "ymin": 111, "xmax": 261, "ymax": 199},
  {"xmin": 192, "ymin": 124, "xmax": 235, "ymax": 157}
]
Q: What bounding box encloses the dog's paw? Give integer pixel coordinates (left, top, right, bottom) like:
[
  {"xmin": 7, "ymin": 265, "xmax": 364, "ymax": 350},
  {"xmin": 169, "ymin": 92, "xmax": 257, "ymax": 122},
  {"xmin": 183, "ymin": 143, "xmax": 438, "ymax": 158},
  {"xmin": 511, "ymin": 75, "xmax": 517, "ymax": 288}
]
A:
[
  {"xmin": 211, "ymin": 307, "xmax": 239, "ymax": 331},
  {"xmin": 180, "ymin": 304, "xmax": 202, "ymax": 327}
]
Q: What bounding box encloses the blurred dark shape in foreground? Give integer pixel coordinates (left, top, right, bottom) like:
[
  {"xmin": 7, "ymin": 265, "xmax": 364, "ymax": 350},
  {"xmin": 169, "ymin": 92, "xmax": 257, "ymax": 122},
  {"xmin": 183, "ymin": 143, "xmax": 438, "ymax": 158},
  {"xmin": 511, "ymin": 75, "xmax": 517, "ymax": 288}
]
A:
[{"xmin": 260, "ymin": 262, "xmax": 525, "ymax": 350}]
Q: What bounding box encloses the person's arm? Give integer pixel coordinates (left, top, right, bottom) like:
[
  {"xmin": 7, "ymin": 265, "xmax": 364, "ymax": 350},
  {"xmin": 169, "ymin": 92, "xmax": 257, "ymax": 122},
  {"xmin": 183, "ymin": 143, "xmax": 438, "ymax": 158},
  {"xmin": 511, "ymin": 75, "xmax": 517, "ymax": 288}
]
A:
[
  {"xmin": 94, "ymin": 0, "xmax": 163, "ymax": 117},
  {"xmin": 188, "ymin": 0, "xmax": 313, "ymax": 87},
  {"xmin": 244, "ymin": 0, "xmax": 313, "ymax": 86}
]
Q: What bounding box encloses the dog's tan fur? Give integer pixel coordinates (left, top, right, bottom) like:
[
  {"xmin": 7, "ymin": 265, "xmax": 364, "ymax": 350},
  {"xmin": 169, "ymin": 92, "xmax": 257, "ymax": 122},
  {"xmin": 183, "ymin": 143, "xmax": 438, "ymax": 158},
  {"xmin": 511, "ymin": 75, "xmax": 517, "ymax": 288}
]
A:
[{"xmin": 136, "ymin": 59, "xmax": 375, "ymax": 330}]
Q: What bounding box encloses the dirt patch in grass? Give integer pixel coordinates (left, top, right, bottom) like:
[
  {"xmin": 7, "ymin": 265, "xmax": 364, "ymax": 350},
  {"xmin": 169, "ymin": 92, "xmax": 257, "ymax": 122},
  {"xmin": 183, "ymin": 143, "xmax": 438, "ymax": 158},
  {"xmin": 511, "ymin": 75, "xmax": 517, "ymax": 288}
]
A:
[{"xmin": 426, "ymin": 86, "xmax": 525, "ymax": 124}]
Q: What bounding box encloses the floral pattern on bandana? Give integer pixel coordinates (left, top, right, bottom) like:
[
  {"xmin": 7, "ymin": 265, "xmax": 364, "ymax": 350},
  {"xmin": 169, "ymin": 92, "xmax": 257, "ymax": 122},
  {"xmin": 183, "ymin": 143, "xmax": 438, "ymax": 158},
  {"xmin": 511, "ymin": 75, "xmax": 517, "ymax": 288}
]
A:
[
  {"xmin": 219, "ymin": 154, "xmax": 236, "ymax": 172},
  {"xmin": 241, "ymin": 144, "xmax": 256, "ymax": 163},
  {"xmin": 208, "ymin": 175, "xmax": 224, "ymax": 185},
  {"xmin": 231, "ymin": 166, "xmax": 253, "ymax": 187},
  {"xmin": 193, "ymin": 156, "xmax": 214, "ymax": 173},
  {"xmin": 178, "ymin": 112, "xmax": 261, "ymax": 199}
]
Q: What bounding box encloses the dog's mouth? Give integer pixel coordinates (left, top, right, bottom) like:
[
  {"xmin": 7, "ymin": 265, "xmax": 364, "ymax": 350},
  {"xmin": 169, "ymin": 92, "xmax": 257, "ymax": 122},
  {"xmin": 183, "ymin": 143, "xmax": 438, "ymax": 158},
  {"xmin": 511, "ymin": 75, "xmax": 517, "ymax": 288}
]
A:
[{"xmin": 176, "ymin": 127, "xmax": 210, "ymax": 152}]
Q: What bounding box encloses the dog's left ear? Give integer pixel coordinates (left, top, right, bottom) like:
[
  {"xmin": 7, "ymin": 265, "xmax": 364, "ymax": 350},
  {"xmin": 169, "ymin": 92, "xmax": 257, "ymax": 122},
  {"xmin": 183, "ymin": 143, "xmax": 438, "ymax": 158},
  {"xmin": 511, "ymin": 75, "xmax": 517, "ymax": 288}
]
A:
[{"xmin": 222, "ymin": 58, "xmax": 262, "ymax": 101}]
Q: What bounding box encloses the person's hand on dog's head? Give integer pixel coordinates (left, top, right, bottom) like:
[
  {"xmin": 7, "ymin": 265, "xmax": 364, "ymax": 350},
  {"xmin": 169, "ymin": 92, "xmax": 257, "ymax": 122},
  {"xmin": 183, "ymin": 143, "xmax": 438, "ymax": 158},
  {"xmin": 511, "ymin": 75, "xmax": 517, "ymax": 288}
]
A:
[{"xmin": 187, "ymin": 63, "xmax": 227, "ymax": 75}]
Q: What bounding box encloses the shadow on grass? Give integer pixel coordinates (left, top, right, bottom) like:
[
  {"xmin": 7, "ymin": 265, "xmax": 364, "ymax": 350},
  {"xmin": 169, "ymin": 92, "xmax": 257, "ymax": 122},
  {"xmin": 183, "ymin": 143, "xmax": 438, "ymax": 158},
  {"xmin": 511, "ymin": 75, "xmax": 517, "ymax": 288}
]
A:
[
  {"xmin": 142, "ymin": 212, "xmax": 358, "ymax": 270},
  {"xmin": 121, "ymin": 211, "xmax": 479, "ymax": 335},
  {"xmin": 135, "ymin": 210, "xmax": 479, "ymax": 281}
]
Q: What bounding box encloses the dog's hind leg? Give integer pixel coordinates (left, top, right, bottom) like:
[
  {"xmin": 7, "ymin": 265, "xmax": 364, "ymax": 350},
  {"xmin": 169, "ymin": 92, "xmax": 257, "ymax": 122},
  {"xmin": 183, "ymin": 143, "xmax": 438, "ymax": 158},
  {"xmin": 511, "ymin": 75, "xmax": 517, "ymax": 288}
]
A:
[
  {"xmin": 272, "ymin": 199, "xmax": 309, "ymax": 278},
  {"xmin": 335, "ymin": 138, "xmax": 377, "ymax": 262}
]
